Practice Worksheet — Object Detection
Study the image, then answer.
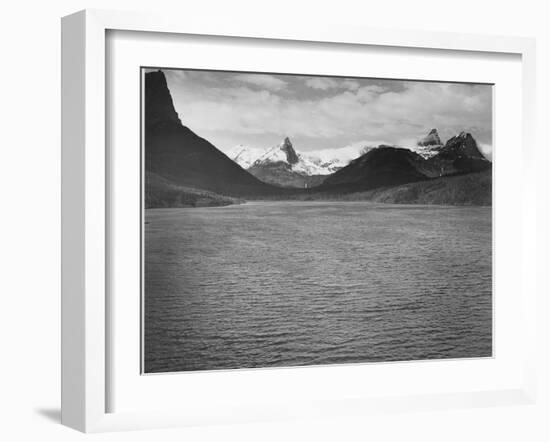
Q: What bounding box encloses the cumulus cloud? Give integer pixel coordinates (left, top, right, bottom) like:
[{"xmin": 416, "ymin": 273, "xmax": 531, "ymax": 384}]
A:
[
  {"xmin": 304, "ymin": 77, "xmax": 339, "ymax": 90},
  {"xmin": 233, "ymin": 74, "xmax": 288, "ymax": 91},
  {"xmin": 163, "ymin": 69, "xmax": 492, "ymax": 156},
  {"xmin": 304, "ymin": 77, "xmax": 362, "ymax": 92},
  {"xmin": 341, "ymin": 79, "xmax": 361, "ymax": 91},
  {"xmin": 309, "ymin": 140, "xmax": 393, "ymax": 163},
  {"xmin": 478, "ymin": 143, "xmax": 493, "ymax": 161}
]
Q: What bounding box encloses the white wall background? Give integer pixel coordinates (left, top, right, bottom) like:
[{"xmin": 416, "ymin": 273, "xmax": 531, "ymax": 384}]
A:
[{"xmin": 0, "ymin": 1, "xmax": 548, "ymax": 440}]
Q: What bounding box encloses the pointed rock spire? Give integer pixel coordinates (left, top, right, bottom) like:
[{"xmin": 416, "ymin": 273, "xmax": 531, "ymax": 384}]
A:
[
  {"xmin": 417, "ymin": 128, "xmax": 442, "ymax": 146},
  {"xmin": 280, "ymin": 137, "xmax": 299, "ymax": 164}
]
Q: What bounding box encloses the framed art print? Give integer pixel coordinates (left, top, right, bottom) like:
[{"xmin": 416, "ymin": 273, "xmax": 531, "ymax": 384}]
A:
[
  {"xmin": 141, "ymin": 67, "xmax": 493, "ymax": 374},
  {"xmin": 61, "ymin": 9, "xmax": 538, "ymax": 432}
]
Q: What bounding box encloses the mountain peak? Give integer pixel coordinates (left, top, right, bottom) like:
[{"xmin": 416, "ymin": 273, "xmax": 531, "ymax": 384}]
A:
[
  {"xmin": 417, "ymin": 128, "xmax": 442, "ymax": 147},
  {"xmin": 322, "ymin": 145, "xmax": 428, "ymax": 190},
  {"xmin": 442, "ymin": 132, "xmax": 486, "ymax": 160},
  {"xmin": 279, "ymin": 137, "xmax": 299, "ymax": 165},
  {"xmin": 145, "ymin": 70, "xmax": 182, "ymax": 131}
]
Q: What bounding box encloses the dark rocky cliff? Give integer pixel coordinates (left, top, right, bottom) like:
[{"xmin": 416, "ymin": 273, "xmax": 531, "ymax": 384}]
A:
[{"xmin": 144, "ymin": 70, "xmax": 281, "ymax": 197}]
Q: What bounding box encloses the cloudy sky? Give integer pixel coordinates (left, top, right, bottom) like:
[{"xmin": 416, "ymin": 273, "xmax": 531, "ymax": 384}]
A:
[{"xmin": 152, "ymin": 68, "xmax": 493, "ymax": 159}]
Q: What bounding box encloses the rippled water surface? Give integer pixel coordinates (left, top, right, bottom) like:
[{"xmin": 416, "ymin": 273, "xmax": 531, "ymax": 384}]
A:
[{"xmin": 144, "ymin": 201, "xmax": 492, "ymax": 373}]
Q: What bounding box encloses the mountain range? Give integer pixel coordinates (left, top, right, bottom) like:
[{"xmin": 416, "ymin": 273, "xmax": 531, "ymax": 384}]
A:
[
  {"xmin": 144, "ymin": 70, "xmax": 492, "ymax": 207},
  {"xmin": 226, "ymin": 138, "xmax": 346, "ymax": 188},
  {"xmin": 320, "ymin": 131, "xmax": 491, "ymax": 192},
  {"xmin": 227, "ymin": 138, "xmax": 349, "ymax": 175},
  {"xmin": 224, "ymin": 128, "xmax": 490, "ymax": 190}
]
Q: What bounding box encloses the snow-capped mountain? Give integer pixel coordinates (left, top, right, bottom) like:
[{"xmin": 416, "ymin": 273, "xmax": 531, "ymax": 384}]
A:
[
  {"xmin": 224, "ymin": 137, "xmax": 385, "ymax": 188},
  {"xmin": 226, "ymin": 137, "xmax": 363, "ymax": 176},
  {"xmin": 418, "ymin": 128, "xmax": 442, "ymax": 146},
  {"xmin": 225, "ymin": 137, "xmax": 355, "ymax": 188},
  {"xmin": 254, "ymin": 137, "xmax": 300, "ymax": 167},
  {"xmin": 226, "ymin": 144, "xmax": 259, "ymax": 169},
  {"xmin": 303, "ymin": 156, "xmax": 347, "ymax": 175},
  {"xmin": 224, "ymin": 131, "xmax": 486, "ymax": 189},
  {"xmin": 322, "ymin": 130, "xmax": 491, "ymax": 191},
  {"xmin": 413, "ymin": 129, "xmax": 444, "ymax": 159}
]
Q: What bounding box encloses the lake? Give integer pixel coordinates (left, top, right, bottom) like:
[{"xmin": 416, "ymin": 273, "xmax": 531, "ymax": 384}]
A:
[{"xmin": 144, "ymin": 201, "xmax": 492, "ymax": 373}]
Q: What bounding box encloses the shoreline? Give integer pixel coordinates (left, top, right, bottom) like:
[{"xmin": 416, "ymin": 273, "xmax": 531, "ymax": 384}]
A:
[{"xmin": 144, "ymin": 200, "xmax": 492, "ymax": 211}]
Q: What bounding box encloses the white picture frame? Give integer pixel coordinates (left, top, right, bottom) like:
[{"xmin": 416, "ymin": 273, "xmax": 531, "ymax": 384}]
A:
[{"xmin": 61, "ymin": 9, "xmax": 538, "ymax": 433}]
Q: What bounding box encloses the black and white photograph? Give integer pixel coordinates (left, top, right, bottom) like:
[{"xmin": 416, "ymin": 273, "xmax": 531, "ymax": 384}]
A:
[{"xmin": 143, "ymin": 67, "xmax": 493, "ymax": 374}]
